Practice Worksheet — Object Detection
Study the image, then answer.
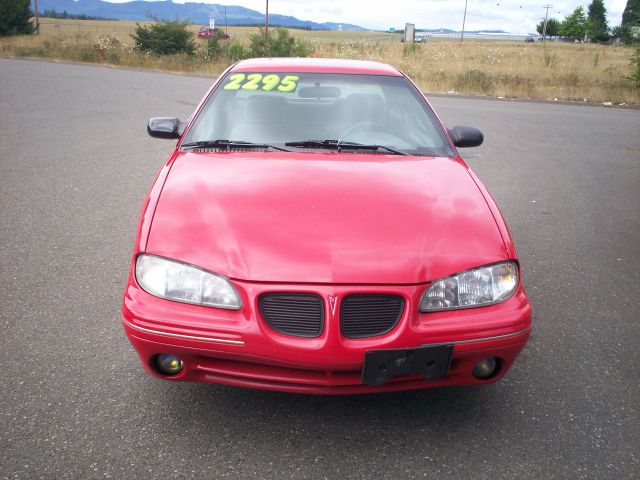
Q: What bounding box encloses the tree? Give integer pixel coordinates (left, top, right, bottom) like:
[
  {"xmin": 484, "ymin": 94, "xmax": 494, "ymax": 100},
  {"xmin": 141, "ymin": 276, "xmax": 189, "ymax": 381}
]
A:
[
  {"xmin": 227, "ymin": 41, "xmax": 249, "ymax": 62},
  {"xmin": 631, "ymin": 45, "xmax": 640, "ymax": 87},
  {"xmin": 202, "ymin": 29, "xmax": 226, "ymax": 61},
  {"xmin": 248, "ymin": 28, "xmax": 312, "ymax": 58},
  {"xmin": 0, "ymin": 0, "xmax": 35, "ymax": 36},
  {"xmin": 609, "ymin": 25, "xmax": 623, "ymax": 39},
  {"xmin": 536, "ymin": 18, "xmax": 561, "ymax": 36},
  {"xmin": 587, "ymin": 0, "xmax": 609, "ymax": 42},
  {"xmin": 132, "ymin": 18, "xmax": 195, "ymax": 56},
  {"xmin": 560, "ymin": 6, "xmax": 587, "ymax": 41},
  {"xmin": 621, "ymin": 0, "xmax": 640, "ymax": 42},
  {"xmin": 622, "ymin": 0, "xmax": 640, "ymax": 28}
]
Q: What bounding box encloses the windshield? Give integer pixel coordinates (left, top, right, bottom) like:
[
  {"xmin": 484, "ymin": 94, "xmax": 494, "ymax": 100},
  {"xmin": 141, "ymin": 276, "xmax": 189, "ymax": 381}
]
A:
[{"xmin": 182, "ymin": 72, "xmax": 455, "ymax": 157}]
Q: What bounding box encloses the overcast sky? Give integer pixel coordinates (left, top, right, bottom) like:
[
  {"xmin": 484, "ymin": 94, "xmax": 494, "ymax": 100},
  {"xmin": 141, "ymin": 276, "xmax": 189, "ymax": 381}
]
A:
[{"xmin": 106, "ymin": 0, "xmax": 628, "ymax": 34}]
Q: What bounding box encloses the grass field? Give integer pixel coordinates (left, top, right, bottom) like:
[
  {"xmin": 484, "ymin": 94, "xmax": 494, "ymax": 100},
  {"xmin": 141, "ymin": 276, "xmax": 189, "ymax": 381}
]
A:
[
  {"xmin": 1, "ymin": 18, "xmax": 638, "ymax": 104},
  {"xmin": 17, "ymin": 18, "xmax": 403, "ymax": 46}
]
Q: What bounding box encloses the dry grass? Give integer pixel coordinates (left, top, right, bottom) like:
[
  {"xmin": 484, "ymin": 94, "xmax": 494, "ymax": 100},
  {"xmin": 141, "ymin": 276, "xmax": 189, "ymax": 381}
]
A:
[
  {"xmin": 318, "ymin": 40, "xmax": 638, "ymax": 104},
  {"xmin": 31, "ymin": 18, "xmax": 403, "ymax": 46},
  {"xmin": 0, "ymin": 20, "xmax": 229, "ymax": 74},
  {"xmin": 1, "ymin": 19, "xmax": 637, "ymax": 104}
]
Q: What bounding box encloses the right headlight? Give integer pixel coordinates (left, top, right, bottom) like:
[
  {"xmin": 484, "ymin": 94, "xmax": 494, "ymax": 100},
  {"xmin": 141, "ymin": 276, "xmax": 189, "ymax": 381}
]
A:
[
  {"xmin": 419, "ymin": 261, "xmax": 518, "ymax": 312},
  {"xmin": 135, "ymin": 254, "xmax": 242, "ymax": 310}
]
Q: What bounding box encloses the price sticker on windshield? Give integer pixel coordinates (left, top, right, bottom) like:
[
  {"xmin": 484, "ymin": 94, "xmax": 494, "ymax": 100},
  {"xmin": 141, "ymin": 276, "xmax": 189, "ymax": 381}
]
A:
[{"xmin": 223, "ymin": 74, "xmax": 300, "ymax": 92}]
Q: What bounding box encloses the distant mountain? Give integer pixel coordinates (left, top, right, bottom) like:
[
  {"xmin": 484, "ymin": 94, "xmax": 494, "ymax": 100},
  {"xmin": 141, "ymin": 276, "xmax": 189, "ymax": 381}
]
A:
[{"xmin": 37, "ymin": 0, "xmax": 367, "ymax": 30}]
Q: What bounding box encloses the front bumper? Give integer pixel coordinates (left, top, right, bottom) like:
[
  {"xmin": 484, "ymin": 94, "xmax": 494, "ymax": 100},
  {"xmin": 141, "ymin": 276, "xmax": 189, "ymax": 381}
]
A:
[{"xmin": 122, "ymin": 279, "xmax": 532, "ymax": 394}]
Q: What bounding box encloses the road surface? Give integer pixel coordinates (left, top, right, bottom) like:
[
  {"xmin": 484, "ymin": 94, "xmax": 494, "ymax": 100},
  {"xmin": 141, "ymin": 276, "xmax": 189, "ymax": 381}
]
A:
[{"xmin": 1, "ymin": 58, "xmax": 639, "ymax": 479}]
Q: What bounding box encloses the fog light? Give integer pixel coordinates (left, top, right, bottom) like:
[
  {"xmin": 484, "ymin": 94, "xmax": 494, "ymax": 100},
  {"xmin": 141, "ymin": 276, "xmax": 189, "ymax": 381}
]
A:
[
  {"xmin": 472, "ymin": 357, "xmax": 497, "ymax": 379},
  {"xmin": 154, "ymin": 354, "xmax": 184, "ymax": 375}
]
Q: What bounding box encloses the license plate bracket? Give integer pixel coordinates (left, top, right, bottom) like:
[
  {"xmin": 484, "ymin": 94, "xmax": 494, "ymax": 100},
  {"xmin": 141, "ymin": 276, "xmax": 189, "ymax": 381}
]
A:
[{"xmin": 362, "ymin": 344, "xmax": 453, "ymax": 386}]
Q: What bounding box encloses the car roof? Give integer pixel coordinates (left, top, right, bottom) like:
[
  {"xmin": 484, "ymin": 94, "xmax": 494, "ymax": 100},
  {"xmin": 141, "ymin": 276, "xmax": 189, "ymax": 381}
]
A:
[{"xmin": 230, "ymin": 58, "xmax": 403, "ymax": 76}]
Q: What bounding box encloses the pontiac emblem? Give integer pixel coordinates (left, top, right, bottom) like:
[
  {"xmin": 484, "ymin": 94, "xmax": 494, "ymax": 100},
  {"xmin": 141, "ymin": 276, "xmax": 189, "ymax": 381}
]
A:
[{"xmin": 328, "ymin": 296, "xmax": 338, "ymax": 319}]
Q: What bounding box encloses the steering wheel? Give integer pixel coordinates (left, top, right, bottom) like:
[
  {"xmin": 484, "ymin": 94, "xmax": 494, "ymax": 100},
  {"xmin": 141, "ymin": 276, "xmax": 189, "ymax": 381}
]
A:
[{"xmin": 340, "ymin": 121, "xmax": 385, "ymax": 140}]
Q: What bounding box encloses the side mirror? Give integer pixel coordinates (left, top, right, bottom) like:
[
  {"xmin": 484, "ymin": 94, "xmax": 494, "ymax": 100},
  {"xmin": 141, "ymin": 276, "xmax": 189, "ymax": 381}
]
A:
[
  {"xmin": 447, "ymin": 125, "xmax": 484, "ymax": 148},
  {"xmin": 147, "ymin": 117, "xmax": 184, "ymax": 139}
]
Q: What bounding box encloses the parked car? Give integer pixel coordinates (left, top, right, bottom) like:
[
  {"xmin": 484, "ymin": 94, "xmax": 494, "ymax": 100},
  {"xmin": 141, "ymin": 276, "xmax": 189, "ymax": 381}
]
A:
[
  {"xmin": 122, "ymin": 58, "xmax": 532, "ymax": 394},
  {"xmin": 525, "ymin": 37, "xmax": 535, "ymax": 42},
  {"xmin": 197, "ymin": 26, "xmax": 229, "ymax": 39}
]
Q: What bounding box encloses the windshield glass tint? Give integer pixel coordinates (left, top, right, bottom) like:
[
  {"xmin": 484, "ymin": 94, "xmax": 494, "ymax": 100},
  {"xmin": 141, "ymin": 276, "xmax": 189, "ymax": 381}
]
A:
[{"xmin": 182, "ymin": 72, "xmax": 454, "ymax": 157}]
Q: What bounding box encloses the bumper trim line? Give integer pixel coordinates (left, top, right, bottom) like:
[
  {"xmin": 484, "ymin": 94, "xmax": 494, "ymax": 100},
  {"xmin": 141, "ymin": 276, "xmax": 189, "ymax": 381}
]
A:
[
  {"xmin": 122, "ymin": 318, "xmax": 245, "ymax": 346},
  {"xmin": 424, "ymin": 327, "xmax": 531, "ymax": 347}
]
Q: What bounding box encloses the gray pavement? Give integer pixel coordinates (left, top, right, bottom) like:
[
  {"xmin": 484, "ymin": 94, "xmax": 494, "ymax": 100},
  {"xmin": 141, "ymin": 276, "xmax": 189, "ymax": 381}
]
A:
[{"xmin": 1, "ymin": 58, "xmax": 639, "ymax": 479}]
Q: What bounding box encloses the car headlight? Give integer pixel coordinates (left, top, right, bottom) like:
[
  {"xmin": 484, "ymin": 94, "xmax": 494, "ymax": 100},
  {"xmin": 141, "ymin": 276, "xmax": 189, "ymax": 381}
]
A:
[
  {"xmin": 135, "ymin": 254, "xmax": 242, "ymax": 310},
  {"xmin": 420, "ymin": 261, "xmax": 518, "ymax": 312}
]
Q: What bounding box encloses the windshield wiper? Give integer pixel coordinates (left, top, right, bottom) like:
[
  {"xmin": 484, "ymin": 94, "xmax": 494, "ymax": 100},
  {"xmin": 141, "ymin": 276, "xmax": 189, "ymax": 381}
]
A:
[
  {"xmin": 180, "ymin": 139, "xmax": 290, "ymax": 152},
  {"xmin": 285, "ymin": 140, "xmax": 408, "ymax": 156}
]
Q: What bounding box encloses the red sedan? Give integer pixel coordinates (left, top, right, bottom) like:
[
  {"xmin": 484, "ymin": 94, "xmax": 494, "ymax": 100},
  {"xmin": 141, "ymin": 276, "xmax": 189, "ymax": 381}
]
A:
[
  {"xmin": 122, "ymin": 58, "xmax": 532, "ymax": 394},
  {"xmin": 197, "ymin": 26, "xmax": 230, "ymax": 39}
]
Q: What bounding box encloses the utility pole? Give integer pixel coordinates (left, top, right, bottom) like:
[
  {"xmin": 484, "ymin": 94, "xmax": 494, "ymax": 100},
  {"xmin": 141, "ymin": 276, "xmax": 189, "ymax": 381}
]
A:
[
  {"xmin": 33, "ymin": 0, "xmax": 40, "ymax": 34},
  {"xmin": 542, "ymin": 4, "xmax": 552, "ymax": 44},
  {"xmin": 225, "ymin": 6, "xmax": 228, "ymax": 58},
  {"xmin": 461, "ymin": 0, "xmax": 468, "ymax": 42},
  {"xmin": 265, "ymin": 0, "xmax": 269, "ymax": 35}
]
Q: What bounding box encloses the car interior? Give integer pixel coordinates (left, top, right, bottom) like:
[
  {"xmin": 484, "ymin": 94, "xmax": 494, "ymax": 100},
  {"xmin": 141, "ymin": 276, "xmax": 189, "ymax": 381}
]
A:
[{"xmin": 185, "ymin": 77, "xmax": 447, "ymax": 152}]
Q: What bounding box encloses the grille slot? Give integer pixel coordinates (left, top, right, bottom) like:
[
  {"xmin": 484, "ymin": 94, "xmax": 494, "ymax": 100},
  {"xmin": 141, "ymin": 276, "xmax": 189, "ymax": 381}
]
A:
[
  {"xmin": 341, "ymin": 294, "xmax": 404, "ymax": 339},
  {"xmin": 259, "ymin": 293, "xmax": 324, "ymax": 338},
  {"xmin": 193, "ymin": 147, "xmax": 272, "ymax": 153}
]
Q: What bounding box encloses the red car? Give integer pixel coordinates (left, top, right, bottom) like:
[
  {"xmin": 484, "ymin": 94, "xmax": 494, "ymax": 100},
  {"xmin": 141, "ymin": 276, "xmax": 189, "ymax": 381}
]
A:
[
  {"xmin": 197, "ymin": 26, "xmax": 230, "ymax": 39},
  {"xmin": 122, "ymin": 58, "xmax": 532, "ymax": 394}
]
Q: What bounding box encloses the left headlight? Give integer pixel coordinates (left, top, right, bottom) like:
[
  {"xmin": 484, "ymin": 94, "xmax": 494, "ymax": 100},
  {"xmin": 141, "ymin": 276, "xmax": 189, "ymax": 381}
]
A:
[
  {"xmin": 420, "ymin": 261, "xmax": 518, "ymax": 312},
  {"xmin": 135, "ymin": 254, "xmax": 242, "ymax": 310}
]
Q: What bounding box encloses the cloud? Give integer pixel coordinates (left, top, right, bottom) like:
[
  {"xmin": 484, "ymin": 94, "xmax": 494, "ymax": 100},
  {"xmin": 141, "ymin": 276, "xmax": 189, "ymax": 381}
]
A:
[{"xmin": 106, "ymin": 0, "xmax": 628, "ymax": 32}]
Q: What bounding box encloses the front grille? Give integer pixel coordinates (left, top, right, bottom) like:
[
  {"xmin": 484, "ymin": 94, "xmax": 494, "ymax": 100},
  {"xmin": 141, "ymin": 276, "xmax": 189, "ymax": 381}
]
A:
[
  {"xmin": 192, "ymin": 147, "xmax": 272, "ymax": 153},
  {"xmin": 340, "ymin": 294, "xmax": 405, "ymax": 339},
  {"xmin": 259, "ymin": 293, "xmax": 324, "ymax": 338}
]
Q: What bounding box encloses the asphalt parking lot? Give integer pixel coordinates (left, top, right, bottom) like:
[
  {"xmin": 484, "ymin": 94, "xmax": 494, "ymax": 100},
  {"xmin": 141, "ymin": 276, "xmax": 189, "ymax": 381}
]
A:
[{"xmin": 1, "ymin": 58, "xmax": 639, "ymax": 479}]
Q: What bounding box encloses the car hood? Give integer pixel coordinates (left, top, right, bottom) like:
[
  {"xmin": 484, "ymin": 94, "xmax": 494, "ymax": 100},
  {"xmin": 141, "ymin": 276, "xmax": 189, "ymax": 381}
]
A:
[{"xmin": 146, "ymin": 152, "xmax": 508, "ymax": 284}]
